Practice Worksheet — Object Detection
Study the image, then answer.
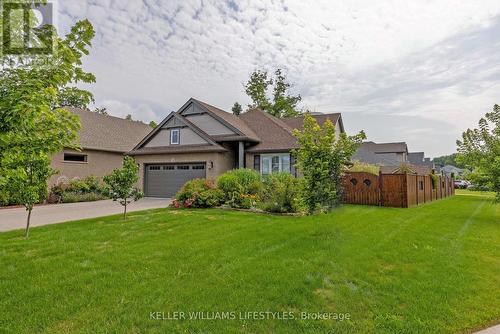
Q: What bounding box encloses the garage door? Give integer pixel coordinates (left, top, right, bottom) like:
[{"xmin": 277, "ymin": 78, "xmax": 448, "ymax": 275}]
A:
[{"xmin": 145, "ymin": 163, "xmax": 206, "ymax": 198}]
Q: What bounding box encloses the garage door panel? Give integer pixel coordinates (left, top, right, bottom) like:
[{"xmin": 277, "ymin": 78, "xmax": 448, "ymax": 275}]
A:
[{"xmin": 145, "ymin": 164, "xmax": 206, "ymax": 198}]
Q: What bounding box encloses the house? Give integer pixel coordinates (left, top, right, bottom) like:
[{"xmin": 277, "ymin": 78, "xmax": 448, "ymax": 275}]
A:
[
  {"xmin": 49, "ymin": 108, "xmax": 152, "ymax": 186},
  {"xmin": 353, "ymin": 142, "xmax": 434, "ymax": 175},
  {"xmin": 353, "ymin": 141, "xmax": 408, "ymax": 165},
  {"xmin": 441, "ymin": 165, "xmax": 465, "ymax": 178},
  {"xmin": 408, "ymin": 152, "xmax": 435, "ymax": 171},
  {"xmin": 129, "ymin": 98, "xmax": 344, "ymax": 197}
]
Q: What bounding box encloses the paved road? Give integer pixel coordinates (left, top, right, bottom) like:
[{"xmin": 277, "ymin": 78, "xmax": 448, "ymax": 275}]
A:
[{"xmin": 0, "ymin": 198, "xmax": 171, "ymax": 232}]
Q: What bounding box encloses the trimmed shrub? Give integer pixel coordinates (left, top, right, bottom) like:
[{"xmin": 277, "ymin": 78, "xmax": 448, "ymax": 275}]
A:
[
  {"xmin": 217, "ymin": 169, "xmax": 262, "ymax": 208},
  {"xmin": 174, "ymin": 179, "xmax": 224, "ymax": 208},
  {"xmin": 260, "ymin": 173, "xmax": 303, "ymax": 213},
  {"xmin": 61, "ymin": 192, "xmax": 107, "ymax": 203}
]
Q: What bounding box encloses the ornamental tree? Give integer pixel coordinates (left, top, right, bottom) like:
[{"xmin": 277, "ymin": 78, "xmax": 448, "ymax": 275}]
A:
[
  {"xmin": 103, "ymin": 156, "xmax": 144, "ymax": 219},
  {"xmin": 292, "ymin": 114, "xmax": 365, "ymax": 214},
  {"xmin": 456, "ymin": 104, "xmax": 500, "ymax": 200},
  {"xmin": 0, "ymin": 16, "xmax": 96, "ymax": 237}
]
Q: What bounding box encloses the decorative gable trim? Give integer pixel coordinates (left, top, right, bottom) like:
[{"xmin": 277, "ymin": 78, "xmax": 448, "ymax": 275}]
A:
[
  {"xmin": 132, "ymin": 111, "xmax": 217, "ymax": 150},
  {"xmin": 180, "ymin": 98, "xmax": 246, "ymax": 137}
]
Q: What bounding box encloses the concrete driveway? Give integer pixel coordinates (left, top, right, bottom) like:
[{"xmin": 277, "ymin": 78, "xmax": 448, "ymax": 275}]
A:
[{"xmin": 0, "ymin": 198, "xmax": 171, "ymax": 232}]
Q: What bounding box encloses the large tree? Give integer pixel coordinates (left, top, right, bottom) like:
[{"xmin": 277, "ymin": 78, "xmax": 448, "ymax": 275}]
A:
[
  {"xmin": 292, "ymin": 114, "xmax": 365, "ymax": 213},
  {"xmin": 456, "ymin": 104, "xmax": 500, "ymax": 200},
  {"xmin": 0, "ymin": 10, "xmax": 96, "ymax": 237},
  {"xmin": 244, "ymin": 69, "xmax": 302, "ymax": 118}
]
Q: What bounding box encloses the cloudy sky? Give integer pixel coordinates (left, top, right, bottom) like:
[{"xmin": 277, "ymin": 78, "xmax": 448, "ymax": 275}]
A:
[{"xmin": 57, "ymin": 0, "xmax": 500, "ymax": 157}]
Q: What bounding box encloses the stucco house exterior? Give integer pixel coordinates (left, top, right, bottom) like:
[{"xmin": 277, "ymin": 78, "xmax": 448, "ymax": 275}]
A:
[
  {"xmin": 49, "ymin": 108, "xmax": 152, "ymax": 187},
  {"xmin": 129, "ymin": 98, "xmax": 344, "ymax": 197}
]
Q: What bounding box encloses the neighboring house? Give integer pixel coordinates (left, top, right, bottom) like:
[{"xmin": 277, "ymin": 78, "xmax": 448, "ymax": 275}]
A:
[
  {"xmin": 408, "ymin": 152, "xmax": 435, "ymax": 171},
  {"xmin": 353, "ymin": 141, "xmax": 408, "ymax": 165},
  {"xmin": 441, "ymin": 165, "xmax": 465, "ymax": 177},
  {"xmin": 129, "ymin": 98, "xmax": 344, "ymax": 197},
  {"xmin": 49, "ymin": 108, "xmax": 152, "ymax": 186}
]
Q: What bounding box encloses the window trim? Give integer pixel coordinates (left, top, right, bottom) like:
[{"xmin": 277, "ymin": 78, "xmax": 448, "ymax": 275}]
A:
[
  {"xmin": 63, "ymin": 153, "xmax": 88, "ymax": 164},
  {"xmin": 260, "ymin": 153, "xmax": 291, "ymax": 175},
  {"xmin": 170, "ymin": 128, "xmax": 180, "ymax": 145}
]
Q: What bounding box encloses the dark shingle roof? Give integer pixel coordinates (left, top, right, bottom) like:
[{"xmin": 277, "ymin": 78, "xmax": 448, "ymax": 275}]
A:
[
  {"xmin": 239, "ymin": 109, "xmax": 298, "ymax": 152},
  {"xmin": 352, "ymin": 147, "xmax": 400, "ymax": 166},
  {"xmin": 67, "ymin": 107, "xmax": 152, "ymax": 153},
  {"xmin": 281, "ymin": 113, "xmax": 342, "ymax": 132}
]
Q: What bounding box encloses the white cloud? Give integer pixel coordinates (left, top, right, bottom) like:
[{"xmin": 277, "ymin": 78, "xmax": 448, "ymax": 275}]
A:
[{"xmin": 56, "ymin": 0, "xmax": 500, "ymax": 156}]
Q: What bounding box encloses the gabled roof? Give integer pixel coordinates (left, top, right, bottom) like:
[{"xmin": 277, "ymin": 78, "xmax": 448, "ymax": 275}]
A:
[
  {"xmin": 239, "ymin": 109, "xmax": 299, "ymax": 152},
  {"xmin": 187, "ymin": 99, "xmax": 260, "ymax": 142},
  {"xmin": 132, "ymin": 111, "xmax": 217, "ymax": 149},
  {"xmin": 67, "ymin": 107, "xmax": 152, "ymax": 153},
  {"xmin": 282, "ymin": 113, "xmax": 344, "ymax": 133}
]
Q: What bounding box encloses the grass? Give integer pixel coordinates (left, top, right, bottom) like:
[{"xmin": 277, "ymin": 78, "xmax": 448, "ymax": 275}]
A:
[
  {"xmin": 455, "ymin": 189, "xmax": 497, "ymax": 198},
  {"xmin": 0, "ymin": 196, "xmax": 499, "ymax": 334}
]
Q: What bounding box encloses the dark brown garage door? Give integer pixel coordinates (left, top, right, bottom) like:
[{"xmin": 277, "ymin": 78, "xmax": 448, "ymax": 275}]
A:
[{"xmin": 145, "ymin": 163, "xmax": 206, "ymax": 198}]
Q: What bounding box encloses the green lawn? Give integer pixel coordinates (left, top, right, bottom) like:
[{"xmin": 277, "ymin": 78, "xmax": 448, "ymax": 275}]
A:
[{"xmin": 0, "ymin": 195, "xmax": 498, "ymax": 334}]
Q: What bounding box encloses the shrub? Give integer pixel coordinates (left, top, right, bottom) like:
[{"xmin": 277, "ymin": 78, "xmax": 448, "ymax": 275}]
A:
[
  {"xmin": 174, "ymin": 179, "xmax": 224, "ymax": 208},
  {"xmin": 430, "ymin": 174, "xmax": 439, "ymax": 189},
  {"xmin": 61, "ymin": 192, "xmax": 107, "ymax": 203},
  {"xmin": 49, "ymin": 175, "xmax": 107, "ymax": 204},
  {"xmin": 259, "ymin": 173, "xmax": 303, "ymax": 213},
  {"xmin": 217, "ymin": 169, "xmax": 262, "ymax": 208},
  {"xmin": 349, "ymin": 161, "xmax": 380, "ymax": 175}
]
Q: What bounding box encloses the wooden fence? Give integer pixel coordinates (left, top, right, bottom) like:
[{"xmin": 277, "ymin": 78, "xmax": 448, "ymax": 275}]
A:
[{"xmin": 343, "ymin": 172, "xmax": 455, "ymax": 208}]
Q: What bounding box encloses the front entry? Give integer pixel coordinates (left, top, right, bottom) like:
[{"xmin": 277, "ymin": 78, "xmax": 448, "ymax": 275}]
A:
[{"xmin": 145, "ymin": 163, "xmax": 206, "ymax": 198}]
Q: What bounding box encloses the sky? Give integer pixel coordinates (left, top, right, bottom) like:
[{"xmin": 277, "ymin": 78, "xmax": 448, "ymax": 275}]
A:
[{"xmin": 56, "ymin": 0, "xmax": 500, "ymax": 157}]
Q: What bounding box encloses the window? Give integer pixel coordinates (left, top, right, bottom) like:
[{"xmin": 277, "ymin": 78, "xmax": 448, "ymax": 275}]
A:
[
  {"xmin": 149, "ymin": 166, "xmax": 161, "ymax": 171},
  {"xmin": 170, "ymin": 129, "xmax": 180, "ymax": 145},
  {"xmin": 192, "ymin": 165, "xmax": 205, "ymax": 170},
  {"xmin": 163, "ymin": 166, "xmax": 174, "ymax": 170},
  {"xmin": 260, "ymin": 154, "xmax": 291, "ymax": 175},
  {"xmin": 63, "ymin": 153, "xmax": 87, "ymax": 163},
  {"xmin": 177, "ymin": 165, "xmax": 189, "ymax": 170}
]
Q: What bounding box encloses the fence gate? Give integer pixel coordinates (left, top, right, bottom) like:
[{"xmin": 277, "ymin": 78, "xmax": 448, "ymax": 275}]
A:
[{"xmin": 343, "ymin": 172, "xmax": 380, "ymax": 205}]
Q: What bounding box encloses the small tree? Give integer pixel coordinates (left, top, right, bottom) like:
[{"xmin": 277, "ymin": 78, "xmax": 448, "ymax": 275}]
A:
[
  {"xmin": 231, "ymin": 102, "xmax": 242, "ymax": 116},
  {"xmin": 457, "ymin": 104, "xmax": 500, "ymax": 200},
  {"xmin": 125, "ymin": 114, "xmax": 133, "ymax": 121},
  {"xmin": 103, "ymin": 156, "xmax": 143, "ymax": 219},
  {"xmin": 1, "ymin": 153, "xmax": 54, "ymax": 238},
  {"xmin": 292, "ymin": 114, "xmax": 365, "ymax": 213},
  {"xmin": 149, "ymin": 120, "xmax": 158, "ymax": 128}
]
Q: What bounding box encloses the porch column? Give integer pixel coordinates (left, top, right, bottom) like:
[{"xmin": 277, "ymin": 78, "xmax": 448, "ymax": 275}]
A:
[{"xmin": 238, "ymin": 141, "xmax": 244, "ymax": 168}]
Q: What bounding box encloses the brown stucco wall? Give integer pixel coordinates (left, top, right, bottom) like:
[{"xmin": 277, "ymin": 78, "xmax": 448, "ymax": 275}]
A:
[
  {"xmin": 133, "ymin": 151, "xmax": 236, "ymax": 190},
  {"xmin": 49, "ymin": 149, "xmax": 125, "ymax": 186}
]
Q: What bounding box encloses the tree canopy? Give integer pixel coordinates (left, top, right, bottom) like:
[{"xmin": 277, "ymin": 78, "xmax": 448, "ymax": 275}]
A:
[
  {"xmin": 456, "ymin": 104, "xmax": 500, "ymax": 199},
  {"xmin": 0, "ymin": 13, "xmax": 96, "ymax": 236},
  {"xmin": 244, "ymin": 69, "xmax": 302, "ymax": 118},
  {"xmin": 292, "ymin": 114, "xmax": 365, "ymax": 213}
]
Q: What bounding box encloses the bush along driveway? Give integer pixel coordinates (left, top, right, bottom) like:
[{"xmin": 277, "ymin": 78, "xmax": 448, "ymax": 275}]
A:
[{"xmin": 0, "ymin": 195, "xmax": 498, "ymax": 333}]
